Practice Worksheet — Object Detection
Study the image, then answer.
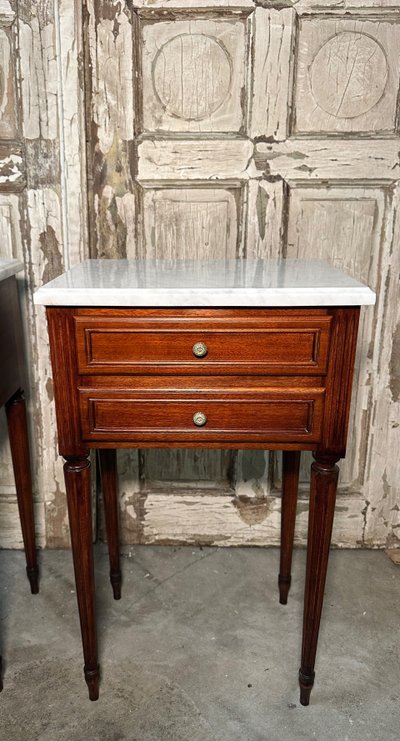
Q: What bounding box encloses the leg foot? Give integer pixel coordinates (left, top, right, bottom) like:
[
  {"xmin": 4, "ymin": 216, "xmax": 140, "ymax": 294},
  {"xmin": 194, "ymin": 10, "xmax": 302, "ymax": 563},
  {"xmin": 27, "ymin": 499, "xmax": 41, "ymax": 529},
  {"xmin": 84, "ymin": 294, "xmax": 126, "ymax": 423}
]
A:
[
  {"xmin": 99, "ymin": 450, "xmax": 121, "ymax": 600},
  {"xmin": 299, "ymin": 669, "xmax": 315, "ymax": 706},
  {"xmin": 278, "ymin": 575, "xmax": 291, "ymax": 606},
  {"xmin": 84, "ymin": 664, "xmax": 100, "ymax": 701},
  {"xmin": 6, "ymin": 391, "xmax": 39, "ymax": 594},
  {"xmin": 26, "ymin": 565, "xmax": 39, "ymax": 595},
  {"xmin": 279, "ymin": 451, "xmax": 300, "ymax": 605},
  {"xmin": 110, "ymin": 572, "xmax": 121, "ymax": 601}
]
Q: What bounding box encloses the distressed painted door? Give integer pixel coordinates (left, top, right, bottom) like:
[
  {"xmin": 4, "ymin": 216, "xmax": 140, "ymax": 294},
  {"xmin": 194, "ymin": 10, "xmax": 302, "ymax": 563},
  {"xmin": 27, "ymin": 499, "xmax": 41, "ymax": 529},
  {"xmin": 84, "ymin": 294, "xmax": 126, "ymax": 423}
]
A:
[
  {"xmin": 1, "ymin": 0, "xmax": 399, "ymax": 549},
  {"xmin": 0, "ymin": 1, "xmax": 87, "ymax": 548},
  {"xmin": 85, "ymin": 0, "xmax": 400, "ymax": 547}
]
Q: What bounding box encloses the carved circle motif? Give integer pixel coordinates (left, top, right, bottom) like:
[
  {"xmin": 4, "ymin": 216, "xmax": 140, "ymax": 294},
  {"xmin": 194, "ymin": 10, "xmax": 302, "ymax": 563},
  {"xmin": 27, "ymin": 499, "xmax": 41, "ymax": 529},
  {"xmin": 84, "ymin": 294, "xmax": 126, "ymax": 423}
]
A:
[
  {"xmin": 310, "ymin": 32, "xmax": 388, "ymax": 119},
  {"xmin": 153, "ymin": 33, "xmax": 232, "ymax": 121}
]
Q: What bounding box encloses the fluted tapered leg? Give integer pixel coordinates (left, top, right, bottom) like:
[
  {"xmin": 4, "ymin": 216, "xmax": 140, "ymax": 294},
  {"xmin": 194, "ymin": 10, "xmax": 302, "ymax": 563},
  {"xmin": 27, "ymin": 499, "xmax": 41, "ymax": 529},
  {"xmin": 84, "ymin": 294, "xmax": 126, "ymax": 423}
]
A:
[
  {"xmin": 99, "ymin": 449, "xmax": 121, "ymax": 600},
  {"xmin": 279, "ymin": 451, "xmax": 300, "ymax": 604},
  {"xmin": 64, "ymin": 455, "xmax": 99, "ymax": 701},
  {"xmin": 299, "ymin": 454, "xmax": 339, "ymax": 706},
  {"xmin": 5, "ymin": 390, "xmax": 39, "ymax": 594}
]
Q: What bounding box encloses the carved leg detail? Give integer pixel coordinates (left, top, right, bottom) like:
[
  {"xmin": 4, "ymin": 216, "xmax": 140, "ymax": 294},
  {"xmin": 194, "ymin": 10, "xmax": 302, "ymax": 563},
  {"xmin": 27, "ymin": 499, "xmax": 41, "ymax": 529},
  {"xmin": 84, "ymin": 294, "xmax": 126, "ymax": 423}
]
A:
[
  {"xmin": 99, "ymin": 449, "xmax": 121, "ymax": 600},
  {"xmin": 64, "ymin": 455, "xmax": 99, "ymax": 701},
  {"xmin": 279, "ymin": 451, "xmax": 300, "ymax": 605},
  {"xmin": 299, "ymin": 454, "xmax": 339, "ymax": 706},
  {"xmin": 5, "ymin": 391, "xmax": 39, "ymax": 595}
]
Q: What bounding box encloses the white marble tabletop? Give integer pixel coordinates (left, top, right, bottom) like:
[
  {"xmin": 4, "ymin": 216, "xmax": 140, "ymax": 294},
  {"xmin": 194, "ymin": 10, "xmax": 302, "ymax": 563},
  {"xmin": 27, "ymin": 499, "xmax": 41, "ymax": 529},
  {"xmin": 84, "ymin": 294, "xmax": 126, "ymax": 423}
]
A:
[
  {"xmin": 34, "ymin": 259, "xmax": 376, "ymax": 308},
  {"xmin": 0, "ymin": 259, "xmax": 23, "ymax": 283}
]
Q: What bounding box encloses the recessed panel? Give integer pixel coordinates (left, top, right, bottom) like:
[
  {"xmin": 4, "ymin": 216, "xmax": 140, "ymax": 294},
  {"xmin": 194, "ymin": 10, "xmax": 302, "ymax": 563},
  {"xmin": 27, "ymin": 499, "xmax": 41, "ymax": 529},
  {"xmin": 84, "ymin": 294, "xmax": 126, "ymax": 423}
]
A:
[
  {"xmin": 142, "ymin": 187, "xmax": 240, "ymax": 259},
  {"xmin": 287, "ymin": 187, "xmax": 383, "ymax": 287},
  {"xmin": 287, "ymin": 185, "xmax": 386, "ymax": 489},
  {"xmin": 294, "ymin": 19, "xmax": 400, "ymax": 135},
  {"xmin": 141, "ymin": 19, "xmax": 247, "ymax": 133},
  {"xmin": 0, "ymin": 28, "xmax": 16, "ymax": 138}
]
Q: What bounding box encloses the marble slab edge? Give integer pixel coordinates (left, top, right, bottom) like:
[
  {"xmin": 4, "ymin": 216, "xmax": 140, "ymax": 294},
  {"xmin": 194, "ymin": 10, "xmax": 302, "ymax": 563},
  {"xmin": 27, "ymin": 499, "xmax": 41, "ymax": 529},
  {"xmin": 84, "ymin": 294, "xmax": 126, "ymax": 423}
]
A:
[
  {"xmin": 34, "ymin": 286, "xmax": 376, "ymax": 308},
  {"xmin": 0, "ymin": 259, "xmax": 24, "ymax": 282}
]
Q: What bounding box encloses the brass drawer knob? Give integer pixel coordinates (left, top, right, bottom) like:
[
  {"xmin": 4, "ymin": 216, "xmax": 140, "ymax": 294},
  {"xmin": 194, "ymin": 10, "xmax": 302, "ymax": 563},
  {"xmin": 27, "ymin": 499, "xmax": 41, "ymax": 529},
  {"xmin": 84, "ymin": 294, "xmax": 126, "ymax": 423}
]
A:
[
  {"xmin": 193, "ymin": 412, "xmax": 207, "ymax": 427},
  {"xmin": 192, "ymin": 342, "xmax": 208, "ymax": 358}
]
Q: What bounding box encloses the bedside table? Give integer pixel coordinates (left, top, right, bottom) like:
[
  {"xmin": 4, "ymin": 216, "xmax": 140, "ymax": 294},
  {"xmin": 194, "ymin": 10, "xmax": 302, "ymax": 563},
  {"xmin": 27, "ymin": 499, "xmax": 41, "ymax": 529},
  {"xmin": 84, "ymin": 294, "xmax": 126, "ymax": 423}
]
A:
[
  {"xmin": 34, "ymin": 259, "xmax": 375, "ymax": 704},
  {"xmin": 0, "ymin": 259, "xmax": 39, "ymax": 691}
]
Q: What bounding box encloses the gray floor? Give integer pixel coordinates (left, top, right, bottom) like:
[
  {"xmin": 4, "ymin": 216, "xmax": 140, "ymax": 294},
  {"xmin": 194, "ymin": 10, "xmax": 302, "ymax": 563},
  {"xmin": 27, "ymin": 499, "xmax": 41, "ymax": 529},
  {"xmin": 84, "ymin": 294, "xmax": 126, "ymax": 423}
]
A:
[{"xmin": 0, "ymin": 546, "xmax": 399, "ymax": 741}]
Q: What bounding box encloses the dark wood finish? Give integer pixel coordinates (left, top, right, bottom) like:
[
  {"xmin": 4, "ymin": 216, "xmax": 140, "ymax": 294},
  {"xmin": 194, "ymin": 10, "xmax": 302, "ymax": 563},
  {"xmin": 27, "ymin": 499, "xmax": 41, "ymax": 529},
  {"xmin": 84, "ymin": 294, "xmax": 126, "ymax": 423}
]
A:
[
  {"xmin": 45, "ymin": 305, "xmax": 362, "ymax": 704},
  {"xmin": 0, "ymin": 275, "xmax": 39, "ymax": 691},
  {"xmin": 64, "ymin": 455, "xmax": 99, "ymax": 701},
  {"xmin": 0, "ymin": 277, "xmax": 25, "ymax": 408},
  {"xmin": 5, "ymin": 391, "xmax": 39, "ymax": 594},
  {"xmin": 47, "ymin": 308, "xmax": 88, "ymax": 457},
  {"xmin": 99, "ymin": 449, "xmax": 121, "ymax": 600},
  {"xmin": 318, "ymin": 308, "xmax": 360, "ymax": 458},
  {"xmin": 279, "ymin": 451, "xmax": 301, "ymax": 605},
  {"xmin": 299, "ymin": 454, "xmax": 339, "ymax": 706},
  {"xmin": 295, "ymin": 307, "xmax": 361, "ymax": 705},
  {"xmin": 75, "ymin": 311, "xmax": 332, "ymax": 376},
  {"xmin": 81, "ymin": 441, "xmax": 318, "ymax": 451},
  {"xmin": 79, "ymin": 389, "xmax": 325, "ymax": 444},
  {"xmin": 80, "ymin": 374, "xmax": 324, "ymax": 391}
]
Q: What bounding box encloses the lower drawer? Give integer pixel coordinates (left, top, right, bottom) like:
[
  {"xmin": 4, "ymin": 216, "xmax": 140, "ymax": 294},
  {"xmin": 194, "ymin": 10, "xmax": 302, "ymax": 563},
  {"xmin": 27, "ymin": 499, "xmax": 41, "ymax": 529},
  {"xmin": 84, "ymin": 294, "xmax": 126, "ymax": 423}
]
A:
[{"xmin": 79, "ymin": 389, "xmax": 325, "ymax": 444}]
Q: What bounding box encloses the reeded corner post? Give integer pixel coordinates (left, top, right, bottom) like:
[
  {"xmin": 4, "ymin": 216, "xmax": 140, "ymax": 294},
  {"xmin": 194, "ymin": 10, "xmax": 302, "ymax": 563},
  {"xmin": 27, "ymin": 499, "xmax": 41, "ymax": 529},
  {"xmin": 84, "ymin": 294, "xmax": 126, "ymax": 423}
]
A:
[
  {"xmin": 299, "ymin": 453, "xmax": 340, "ymax": 706},
  {"xmin": 64, "ymin": 454, "xmax": 100, "ymax": 701}
]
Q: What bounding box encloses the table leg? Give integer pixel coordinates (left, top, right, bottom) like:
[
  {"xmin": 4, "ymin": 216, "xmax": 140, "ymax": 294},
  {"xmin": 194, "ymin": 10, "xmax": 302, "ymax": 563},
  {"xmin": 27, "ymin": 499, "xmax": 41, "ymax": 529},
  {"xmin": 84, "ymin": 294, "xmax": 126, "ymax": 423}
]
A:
[
  {"xmin": 279, "ymin": 451, "xmax": 300, "ymax": 604},
  {"xmin": 5, "ymin": 390, "xmax": 39, "ymax": 594},
  {"xmin": 64, "ymin": 455, "xmax": 99, "ymax": 701},
  {"xmin": 98, "ymin": 449, "xmax": 121, "ymax": 600},
  {"xmin": 299, "ymin": 453, "xmax": 339, "ymax": 706},
  {"xmin": 0, "ymin": 655, "xmax": 3, "ymax": 691}
]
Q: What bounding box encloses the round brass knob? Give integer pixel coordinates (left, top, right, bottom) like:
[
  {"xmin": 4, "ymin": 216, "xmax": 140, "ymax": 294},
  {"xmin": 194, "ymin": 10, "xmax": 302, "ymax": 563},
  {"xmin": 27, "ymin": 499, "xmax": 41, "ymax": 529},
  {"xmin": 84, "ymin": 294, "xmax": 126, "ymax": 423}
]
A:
[
  {"xmin": 192, "ymin": 342, "xmax": 208, "ymax": 358},
  {"xmin": 193, "ymin": 412, "xmax": 207, "ymax": 427}
]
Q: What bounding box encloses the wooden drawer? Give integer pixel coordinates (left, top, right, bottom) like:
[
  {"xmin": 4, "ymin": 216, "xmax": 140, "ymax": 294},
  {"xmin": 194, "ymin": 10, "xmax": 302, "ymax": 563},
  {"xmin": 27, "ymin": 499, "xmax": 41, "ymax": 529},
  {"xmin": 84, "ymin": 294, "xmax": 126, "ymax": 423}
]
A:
[
  {"xmin": 74, "ymin": 312, "xmax": 332, "ymax": 376},
  {"xmin": 79, "ymin": 389, "xmax": 325, "ymax": 444}
]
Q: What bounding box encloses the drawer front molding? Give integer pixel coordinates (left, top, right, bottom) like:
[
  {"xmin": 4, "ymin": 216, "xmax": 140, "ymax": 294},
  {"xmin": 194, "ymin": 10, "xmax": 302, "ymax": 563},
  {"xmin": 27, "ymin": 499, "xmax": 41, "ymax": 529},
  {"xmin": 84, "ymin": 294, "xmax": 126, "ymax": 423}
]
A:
[
  {"xmin": 75, "ymin": 314, "xmax": 332, "ymax": 376},
  {"xmin": 79, "ymin": 389, "xmax": 325, "ymax": 444}
]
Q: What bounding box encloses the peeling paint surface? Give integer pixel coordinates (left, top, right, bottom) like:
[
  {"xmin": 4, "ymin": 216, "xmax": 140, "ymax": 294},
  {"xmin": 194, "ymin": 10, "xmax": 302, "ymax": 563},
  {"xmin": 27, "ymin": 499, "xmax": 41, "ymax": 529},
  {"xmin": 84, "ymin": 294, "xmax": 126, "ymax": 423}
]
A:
[
  {"xmin": 389, "ymin": 324, "xmax": 400, "ymax": 403},
  {"xmin": 233, "ymin": 495, "xmax": 273, "ymax": 526},
  {"xmin": 39, "ymin": 226, "xmax": 63, "ymax": 284},
  {"xmin": 0, "ymin": 1, "xmax": 87, "ymax": 549},
  {"xmin": 0, "ymin": 155, "xmax": 22, "ymax": 183}
]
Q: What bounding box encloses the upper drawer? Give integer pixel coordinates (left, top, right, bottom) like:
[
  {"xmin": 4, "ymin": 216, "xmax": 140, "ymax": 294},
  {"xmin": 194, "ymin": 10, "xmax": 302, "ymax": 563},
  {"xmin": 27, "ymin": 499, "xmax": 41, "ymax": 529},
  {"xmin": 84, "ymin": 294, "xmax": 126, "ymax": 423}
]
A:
[{"xmin": 74, "ymin": 313, "xmax": 332, "ymax": 376}]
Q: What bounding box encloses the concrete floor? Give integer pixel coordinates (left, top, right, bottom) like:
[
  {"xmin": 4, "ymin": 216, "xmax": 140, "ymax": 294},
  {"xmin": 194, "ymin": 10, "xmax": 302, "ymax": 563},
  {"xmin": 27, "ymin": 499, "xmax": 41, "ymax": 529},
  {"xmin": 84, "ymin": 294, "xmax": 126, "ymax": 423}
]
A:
[{"xmin": 0, "ymin": 546, "xmax": 399, "ymax": 741}]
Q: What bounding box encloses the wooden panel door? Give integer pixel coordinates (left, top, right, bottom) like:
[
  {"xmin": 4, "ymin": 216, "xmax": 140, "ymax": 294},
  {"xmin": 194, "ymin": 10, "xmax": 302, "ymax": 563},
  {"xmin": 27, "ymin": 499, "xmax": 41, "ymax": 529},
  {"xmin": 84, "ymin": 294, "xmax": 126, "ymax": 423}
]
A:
[
  {"xmin": 84, "ymin": 0, "xmax": 400, "ymax": 547},
  {"xmin": 0, "ymin": 1, "xmax": 88, "ymax": 548}
]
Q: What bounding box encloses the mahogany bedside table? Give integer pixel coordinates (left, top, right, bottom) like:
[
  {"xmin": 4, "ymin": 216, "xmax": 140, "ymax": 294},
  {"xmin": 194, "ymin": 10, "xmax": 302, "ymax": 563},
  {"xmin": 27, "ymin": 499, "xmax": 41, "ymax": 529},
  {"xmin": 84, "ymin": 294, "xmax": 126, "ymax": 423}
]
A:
[
  {"xmin": 0, "ymin": 259, "xmax": 39, "ymax": 690},
  {"xmin": 34, "ymin": 259, "xmax": 375, "ymax": 705}
]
